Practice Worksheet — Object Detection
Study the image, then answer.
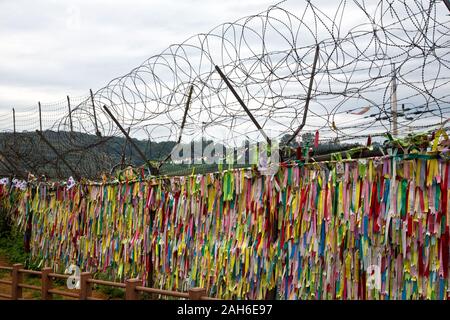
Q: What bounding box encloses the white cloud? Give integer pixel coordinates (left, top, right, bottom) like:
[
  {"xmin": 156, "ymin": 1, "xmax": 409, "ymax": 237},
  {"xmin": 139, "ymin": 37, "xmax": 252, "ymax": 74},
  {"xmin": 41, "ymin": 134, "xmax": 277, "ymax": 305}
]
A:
[{"xmin": 0, "ymin": 0, "xmax": 281, "ymax": 109}]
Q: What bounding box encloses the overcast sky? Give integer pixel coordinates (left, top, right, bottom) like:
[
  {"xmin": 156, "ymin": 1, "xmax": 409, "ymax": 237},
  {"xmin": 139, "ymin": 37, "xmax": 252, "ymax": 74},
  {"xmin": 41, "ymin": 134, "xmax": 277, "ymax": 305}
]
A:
[
  {"xmin": 0, "ymin": 0, "xmax": 298, "ymax": 109},
  {"xmin": 1, "ymin": 0, "xmax": 448, "ymax": 144}
]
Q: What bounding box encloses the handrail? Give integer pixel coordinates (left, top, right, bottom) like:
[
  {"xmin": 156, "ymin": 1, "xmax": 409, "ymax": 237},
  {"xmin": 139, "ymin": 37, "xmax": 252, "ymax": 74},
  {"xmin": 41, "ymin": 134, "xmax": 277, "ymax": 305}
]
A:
[
  {"xmin": 0, "ymin": 264, "xmax": 213, "ymax": 300},
  {"xmin": 48, "ymin": 288, "xmax": 79, "ymax": 298},
  {"xmin": 88, "ymin": 278, "xmax": 126, "ymax": 288},
  {"xmin": 0, "ymin": 293, "xmax": 12, "ymax": 299},
  {"xmin": 49, "ymin": 273, "xmax": 70, "ymax": 279},
  {"xmin": 0, "ymin": 266, "xmax": 13, "ymax": 271},
  {"xmin": 0, "ymin": 279, "xmax": 12, "ymax": 285},
  {"xmin": 201, "ymin": 296, "xmax": 221, "ymax": 300},
  {"xmin": 19, "ymin": 269, "xmax": 41, "ymax": 275},
  {"xmin": 17, "ymin": 283, "xmax": 40, "ymax": 291}
]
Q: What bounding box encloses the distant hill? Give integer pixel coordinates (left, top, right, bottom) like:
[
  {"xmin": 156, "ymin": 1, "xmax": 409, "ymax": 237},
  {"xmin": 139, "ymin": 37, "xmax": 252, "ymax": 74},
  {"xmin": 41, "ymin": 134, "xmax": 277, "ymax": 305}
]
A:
[
  {"xmin": 0, "ymin": 131, "xmax": 177, "ymax": 179},
  {"xmin": 0, "ymin": 131, "xmax": 365, "ymax": 179}
]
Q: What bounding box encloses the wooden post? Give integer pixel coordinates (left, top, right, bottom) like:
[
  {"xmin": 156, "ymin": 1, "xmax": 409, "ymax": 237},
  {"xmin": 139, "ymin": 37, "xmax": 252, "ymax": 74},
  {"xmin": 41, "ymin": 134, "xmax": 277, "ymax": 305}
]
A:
[
  {"xmin": 38, "ymin": 101, "xmax": 42, "ymax": 131},
  {"xmin": 41, "ymin": 267, "xmax": 53, "ymax": 300},
  {"xmin": 67, "ymin": 95, "xmax": 73, "ymax": 133},
  {"xmin": 79, "ymin": 272, "xmax": 92, "ymax": 300},
  {"xmin": 125, "ymin": 278, "xmax": 140, "ymax": 300},
  {"xmin": 11, "ymin": 263, "xmax": 23, "ymax": 300},
  {"xmin": 90, "ymin": 89, "xmax": 101, "ymax": 137},
  {"xmin": 188, "ymin": 287, "xmax": 207, "ymax": 300},
  {"xmin": 12, "ymin": 108, "xmax": 16, "ymax": 134}
]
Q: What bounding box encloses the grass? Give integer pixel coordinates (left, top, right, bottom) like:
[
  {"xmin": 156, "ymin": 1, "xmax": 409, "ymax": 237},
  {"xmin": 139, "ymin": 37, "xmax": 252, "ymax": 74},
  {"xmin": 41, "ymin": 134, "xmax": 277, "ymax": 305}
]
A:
[
  {"xmin": 0, "ymin": 231, "xmax": 29, "ymax": 265},
  {"xmin": 0, "ymin": 207, "xmax": 71, "ymax": 299},
  {"xmin": 0, "ymin": 205, "xmax": 30, "ymax": 266}
]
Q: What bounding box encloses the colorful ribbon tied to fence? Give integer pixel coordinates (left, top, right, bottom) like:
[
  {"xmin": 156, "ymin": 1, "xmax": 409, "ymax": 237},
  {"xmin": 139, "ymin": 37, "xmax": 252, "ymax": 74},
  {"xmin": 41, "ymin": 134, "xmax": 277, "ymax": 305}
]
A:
[{"xmin": 0, "ymin": 154, "xmax": 449, "ymax": 299}]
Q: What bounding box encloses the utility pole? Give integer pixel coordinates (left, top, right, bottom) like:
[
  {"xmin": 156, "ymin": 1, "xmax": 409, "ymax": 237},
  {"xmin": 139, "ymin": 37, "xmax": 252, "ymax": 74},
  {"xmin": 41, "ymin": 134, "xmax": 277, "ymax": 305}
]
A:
[
  {"xmin": 12, "ymin": 108, "xmax": 16, "ymax": 134},
  {"xmin": 391, "ymin": 64, "xmax": 398, "ymax": 137}
]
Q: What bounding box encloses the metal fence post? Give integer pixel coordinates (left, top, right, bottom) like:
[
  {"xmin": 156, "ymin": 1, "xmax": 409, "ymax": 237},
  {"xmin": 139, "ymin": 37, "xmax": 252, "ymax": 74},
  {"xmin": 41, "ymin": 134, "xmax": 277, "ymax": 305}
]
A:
[
  {"xmin": 188, "ymin": 287, "xmax": 207, "ymax": 300},
  {"xmin": 12, "ymin": 108, "xmax": 16, "ymax": 134},
  {"xmin": 67, "ymin": 95, "xmax": 73, "ymax": 133},
  {"xmin": 79, "ymin": 272, "xmax": 92, "ymax": 300},
  {"xmin": 90, "ymin": 89, "xmax": 101, "ymax": 137},
  {"xmin": 11, "ymin": 263, "xmax": 23, "ymax": 300},
  {"xmin": 41, "ymin": 267, "xmax": 53, "ymax": 300},
  {"xmin": 38, "ymin": 101, "xmax": 43, "ymax": 131},
  {"xmin": 125, "ymin": 278, "xmax": 140, "ymax": 300}
]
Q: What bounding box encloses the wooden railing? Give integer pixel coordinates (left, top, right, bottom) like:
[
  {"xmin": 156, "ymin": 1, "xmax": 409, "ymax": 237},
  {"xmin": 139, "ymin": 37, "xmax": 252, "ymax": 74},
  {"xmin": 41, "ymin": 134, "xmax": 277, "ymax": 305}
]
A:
[{"xmin": 0, "ymin": 263, "xmax": 217, "ymax": 300}]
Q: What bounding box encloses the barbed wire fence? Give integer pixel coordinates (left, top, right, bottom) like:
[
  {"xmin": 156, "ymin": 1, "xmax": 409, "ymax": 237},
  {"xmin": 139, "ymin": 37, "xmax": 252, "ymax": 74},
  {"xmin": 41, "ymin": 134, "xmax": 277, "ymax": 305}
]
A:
[{"xmin": 0, "ymin": 0, "xmax": 449, "ymax": 180}]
